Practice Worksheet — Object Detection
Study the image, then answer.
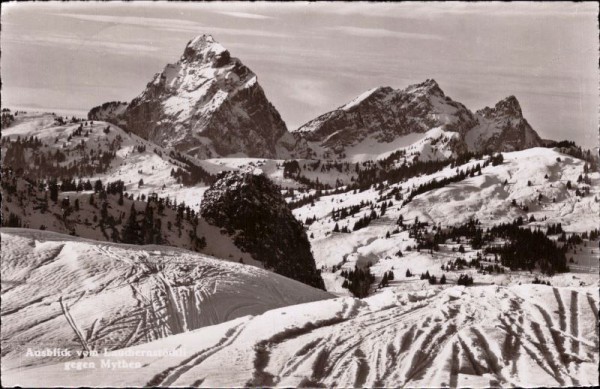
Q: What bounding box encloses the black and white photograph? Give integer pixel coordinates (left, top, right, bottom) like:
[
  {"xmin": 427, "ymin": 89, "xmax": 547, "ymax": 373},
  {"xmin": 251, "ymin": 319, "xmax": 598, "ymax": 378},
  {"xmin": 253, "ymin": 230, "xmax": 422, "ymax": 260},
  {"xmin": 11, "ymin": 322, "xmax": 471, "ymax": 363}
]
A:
[{"xmin": 1, "ymin": 1, "xmax": 598, "ymax": 387}]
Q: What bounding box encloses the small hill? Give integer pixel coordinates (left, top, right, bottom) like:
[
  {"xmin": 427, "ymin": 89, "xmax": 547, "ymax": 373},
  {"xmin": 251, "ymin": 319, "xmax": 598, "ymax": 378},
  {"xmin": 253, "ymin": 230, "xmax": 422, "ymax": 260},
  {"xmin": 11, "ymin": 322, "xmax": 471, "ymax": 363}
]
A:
[
  {"xmin": 0, "ymin": 229, "xmax": 332, "ymax": 371},
  {"xmin": 201, "ymin": 170, "xmax": 326, "ymax": 289}
]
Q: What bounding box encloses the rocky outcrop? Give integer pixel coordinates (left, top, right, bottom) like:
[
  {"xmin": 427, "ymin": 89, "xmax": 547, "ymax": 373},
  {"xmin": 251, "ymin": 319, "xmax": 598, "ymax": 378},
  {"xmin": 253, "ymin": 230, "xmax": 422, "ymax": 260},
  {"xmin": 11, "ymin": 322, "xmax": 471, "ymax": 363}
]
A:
[
  {"xmin": 465, "ymin": 96, "xmax": 543, "ymax": 152},
  {"xmin": 87, "ymin": 101, "xmax": 128, "ymax": 127},
  {"xmin": 200, "ymin": 170, "xmax": 325, "ymax": 289}
]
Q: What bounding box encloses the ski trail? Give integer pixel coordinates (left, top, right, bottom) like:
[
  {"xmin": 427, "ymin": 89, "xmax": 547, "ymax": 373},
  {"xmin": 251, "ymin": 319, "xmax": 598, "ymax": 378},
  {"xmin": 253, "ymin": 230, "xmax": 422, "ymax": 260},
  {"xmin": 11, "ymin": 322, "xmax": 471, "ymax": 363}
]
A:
[
  {"xmin": 279, "ymin": 337, "xmax": 324, "ymax": 378},
  {"xmin": 586, "ymin": 294, "xmax": 598, "ymax": 323},
  {"xmin": 570, "ymin": 291, "xmax": 579, "ymax": 356},
  {"xmin": 402, "ymin": 322, "xmax": 459, "ymax": 385},
  {"xmin": 535, "ymin": 304, "xmax": 568, "ymax": 365},
  {"xmin": 399, "ymin": 325, "xmax": 416, "ymax": 353},
  {"xmin": 86, "ymin": 318, "xmax": 100, "ymax": 346},
  {"xmin": 322, "ymin": 306, "xmax": 421, "ymax": 383},
  {"xmin": 59, "ymin": 295, "xmax": 90, "ymax": 354},
  {"xmin": 354, "ymin": 349, "xmax": 369, "ymax": 388},
  {"xmin": 529, "ymin": 321, "xmax": 565, "ymax": 385},
  {"xmin": 568, "ymin": 291, "xmax": 581, "ymax": 387},
  {"xmin": 553, "ymin": 288, "xmax": 567, "ymax": 332},
  {"xmin": 373, "ymin": 342, "xmax": 398, "ymax": 387},
  {"xmin": 470, "ymin": 327, "xmax": 506, "ymax": 384},
  {"xmin": 322, "ymin": 305, "xmax": 430, "ymax": 386},
  {"xmin": 511, "ymin": 328, "xmax": 561, "ymax": 381},
  {"xmin": 449, "ymin": 342, "xmax": 459, "ymax": 388},
  {"xmin": 247, "ymin": 315, "xmax": 348, "ymax": 387},
  {"xmin": 146, "ymin": 322, "xmax": 246, "ymax": 387},
  {"xmin": 457, "ymin": 336, "xmax": 482, "ymax": 375},
  {"xmin": 499, "ymin": 315, "xmax": 521, "ymax": 375},
  {"xmin": 1, "ymin": 295, "xmax": 48, "ymax": 316},
  {"xmin": 311, "ymin": 347, "xmax": 331, "ymax": 383}
]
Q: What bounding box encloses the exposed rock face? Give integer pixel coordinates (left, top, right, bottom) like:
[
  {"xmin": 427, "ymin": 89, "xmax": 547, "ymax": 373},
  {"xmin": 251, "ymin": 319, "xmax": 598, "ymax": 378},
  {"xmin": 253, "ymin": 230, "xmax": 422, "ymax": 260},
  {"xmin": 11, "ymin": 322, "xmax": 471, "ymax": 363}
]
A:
[
  {"xmin": 295, "ymin": 79, "xmax": 543, "ymax": 155},
  {"xmin": 122, "ymin": 35, "xmax": 290, "ymax": 159},
  {"xmin": 87, "ymin": 101, "xmax": 128, "ymax": 127},
  {"xmin": 465, "ymin": 96, "xmax": 542, "ymax": 152},
  {"xmin": 200, "ymin": 170, "xmax": 326, "ymax": 290},
  {"xmin": 295, "ymin": 79, "xmax": 477, "ymax": 155}
]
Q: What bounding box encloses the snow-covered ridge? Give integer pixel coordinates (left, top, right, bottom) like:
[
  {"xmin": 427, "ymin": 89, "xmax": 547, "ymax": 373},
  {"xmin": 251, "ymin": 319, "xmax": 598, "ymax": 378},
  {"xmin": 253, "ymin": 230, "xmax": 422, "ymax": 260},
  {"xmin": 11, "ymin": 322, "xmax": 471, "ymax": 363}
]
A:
[
  {"xmin": 1, "ymin": 112, "xmax": 209, "ymax": 208},
  {"xmin": 294, "ymin": 78, "xmax": 543, "ymax": 159},
  {"xmin": 0, "ymin": 229, "xmax": 332, "ymax": 371},
  {"xmin": 340, "ymin": 86, "xmax": 386, "ymax": 111}
]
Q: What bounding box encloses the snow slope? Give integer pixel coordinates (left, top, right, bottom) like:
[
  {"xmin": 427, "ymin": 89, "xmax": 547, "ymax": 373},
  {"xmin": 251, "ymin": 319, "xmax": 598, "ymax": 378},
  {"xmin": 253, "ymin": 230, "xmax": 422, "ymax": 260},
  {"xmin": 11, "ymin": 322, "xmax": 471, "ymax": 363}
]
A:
[
  {"xmin": 1, "ymin": 112, "xmax": 209, "ymax": 209},
  {"xmin": 399, "ymin": 148, "xmax": 599, "ymax": 232},
  {"xmin": 0, "ymin": 229, "xmax": 332, "ymax": 371},
  {"xmin": 289, "ymin": 147, "xmax": 599, "ymax": 292},
  {"xmin": 5, "ymin": 283, "xmax": 597, "ymax": 387}
]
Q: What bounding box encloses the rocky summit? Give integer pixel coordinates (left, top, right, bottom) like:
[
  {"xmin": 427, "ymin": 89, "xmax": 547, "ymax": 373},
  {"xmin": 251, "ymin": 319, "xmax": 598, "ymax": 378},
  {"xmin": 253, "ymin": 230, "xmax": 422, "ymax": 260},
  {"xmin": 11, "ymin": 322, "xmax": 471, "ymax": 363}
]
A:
[
  {"xmin": 117, "ymin": 35, "xmax": 291, "ymax": 159},
  {"xmin": 466, "ymin": 95, "xmax": 542, "ymax": 152}
]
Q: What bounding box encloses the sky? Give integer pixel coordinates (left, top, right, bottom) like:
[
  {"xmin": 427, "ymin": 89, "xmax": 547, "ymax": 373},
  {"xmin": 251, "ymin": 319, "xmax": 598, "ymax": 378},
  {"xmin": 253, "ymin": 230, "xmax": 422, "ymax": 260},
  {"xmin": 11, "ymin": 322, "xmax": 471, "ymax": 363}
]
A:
[{"xmin": 2, "ymin": 2, "xmax": 598, "ymax": 146}]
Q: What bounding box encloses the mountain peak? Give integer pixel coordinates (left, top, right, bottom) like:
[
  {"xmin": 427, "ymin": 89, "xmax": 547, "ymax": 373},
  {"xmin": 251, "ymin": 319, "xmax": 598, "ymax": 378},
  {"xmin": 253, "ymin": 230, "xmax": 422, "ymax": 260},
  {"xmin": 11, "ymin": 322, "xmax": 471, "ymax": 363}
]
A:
[
  {"xmin": 182, "ymin": 34, "xmax": 230, "ymax": 66},
  {"xmin": 121, "ymin": 34, "xmax": 289, "ymax": 158},
  {"xmin": 495, "ymin": 95, "xmax": 522, "ymax": 117},
  {"xmin": 422, "ymin": 78, "xmax": 440, "ymax": 88},
  {"xmin": 405, "ymin": 78, "xmax": 444, "ymax": 96}
]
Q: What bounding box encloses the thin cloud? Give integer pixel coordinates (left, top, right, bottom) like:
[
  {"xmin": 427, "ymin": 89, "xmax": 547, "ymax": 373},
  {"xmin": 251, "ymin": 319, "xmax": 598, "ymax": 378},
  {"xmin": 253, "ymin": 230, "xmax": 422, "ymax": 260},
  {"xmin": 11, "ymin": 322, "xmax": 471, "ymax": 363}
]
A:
[
  {"xmin": 54, "ymin": 13, "xmax": 200, "ymax": 29},
  {"xmin": 284, "ymin": 77, "xmax": 332, "ymax": 109},
  {"xmin": 55, "ymin": 13, "xmax": 288, "ymax": 39},
  {"xmin": 327, "ymin": 26, "xmax": 443, "ymax": 41},
  {"xmin": 4, "ymin": 34, "xmax": 160, "ymax": 54},
  {"xmin": 216, "ymin": 11, "xmax": 274, "ymax": 20},
  {"xmin": 164, "ymin": 26, "xmax": 289, "ymax": 39},
  {"xmin": 313, "ymin": 2, "xmax": 598, "ymax": 19}
]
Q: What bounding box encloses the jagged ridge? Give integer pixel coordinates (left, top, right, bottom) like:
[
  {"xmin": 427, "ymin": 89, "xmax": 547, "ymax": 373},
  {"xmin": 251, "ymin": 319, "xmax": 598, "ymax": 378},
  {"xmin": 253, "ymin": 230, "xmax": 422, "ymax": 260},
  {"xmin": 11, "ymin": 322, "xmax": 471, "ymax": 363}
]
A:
[{"xmin": 295, "ymin": 79, "xmax": 543, "ymax": 156}]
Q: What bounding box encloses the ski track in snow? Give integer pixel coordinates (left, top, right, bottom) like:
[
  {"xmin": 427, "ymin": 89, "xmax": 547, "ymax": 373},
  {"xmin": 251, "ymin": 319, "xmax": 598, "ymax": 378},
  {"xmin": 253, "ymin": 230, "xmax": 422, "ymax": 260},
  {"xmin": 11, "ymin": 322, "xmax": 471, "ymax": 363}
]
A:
[{"xmin": 4, "ymin": 281, "xmax": 598, "ymax": 388}]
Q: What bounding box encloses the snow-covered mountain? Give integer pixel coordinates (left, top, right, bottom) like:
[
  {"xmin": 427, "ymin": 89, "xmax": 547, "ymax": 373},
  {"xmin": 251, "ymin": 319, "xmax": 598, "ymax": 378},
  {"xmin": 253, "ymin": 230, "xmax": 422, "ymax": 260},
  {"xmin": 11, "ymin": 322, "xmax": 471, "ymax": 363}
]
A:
[
  {"xmin": 0, "ymin": 229, "xmax": 332, "ymax": 371},
  {"xmin": 466, "ymin": 96, "xmax": 542, "ymax": 152},
  {"xmin": 116, "ymin": 35, "xmax": 294, "ymax": 159},
  {"xmin": 294, "ymin": 79, "xmax": 543, "ymax": 159}
]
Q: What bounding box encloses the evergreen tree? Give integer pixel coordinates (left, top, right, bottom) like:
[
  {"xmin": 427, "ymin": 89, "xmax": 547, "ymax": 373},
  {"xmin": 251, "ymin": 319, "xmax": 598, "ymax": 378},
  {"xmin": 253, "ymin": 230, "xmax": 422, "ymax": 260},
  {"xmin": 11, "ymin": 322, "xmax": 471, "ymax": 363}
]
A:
[
  {"xmin": 121, "ymin": 204, "xmax": 142, "ymax": 244},
  {"xmin": 49, "ymin": 179, "xmax": 59, "ymax": 203}
]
